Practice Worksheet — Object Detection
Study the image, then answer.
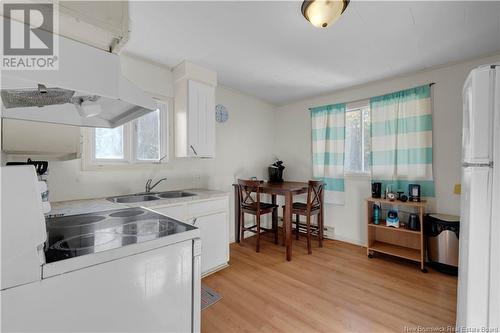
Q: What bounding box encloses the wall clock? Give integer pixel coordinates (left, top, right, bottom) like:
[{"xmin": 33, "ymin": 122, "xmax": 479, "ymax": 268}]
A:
[{"xmin": 215, "ymin": 104, "xmax": 229, "ymax": 123}]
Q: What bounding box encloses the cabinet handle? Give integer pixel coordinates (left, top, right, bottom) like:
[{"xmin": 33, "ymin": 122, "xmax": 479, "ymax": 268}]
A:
[
  {"xmin": 192, "ymin": 218, "xmax": 198, "ymax": 226},
  {"xmin": 190, "ymin": 145, "xmax": 198, "ymax": 156}
]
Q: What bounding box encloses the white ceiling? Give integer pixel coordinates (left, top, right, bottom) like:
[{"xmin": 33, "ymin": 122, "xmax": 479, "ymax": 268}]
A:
[{"xmin": 122, "ymin": 1, "xmax": 500, "ymax": 105}]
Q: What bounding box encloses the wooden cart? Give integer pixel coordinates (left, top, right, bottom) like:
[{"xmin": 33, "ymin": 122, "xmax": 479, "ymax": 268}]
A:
[{"xmin": 366, "ymin": 197, "xmax": 427, "ymax": 272}]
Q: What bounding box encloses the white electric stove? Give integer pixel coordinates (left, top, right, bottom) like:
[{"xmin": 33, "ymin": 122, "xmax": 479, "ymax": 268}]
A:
[{"xmin": 1, "ymin": 165, "xmax": 201, "ymax": 332}]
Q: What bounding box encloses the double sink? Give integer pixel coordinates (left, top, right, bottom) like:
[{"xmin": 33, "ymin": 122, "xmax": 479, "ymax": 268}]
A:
[{"xmin": 107, "ymin": 191, "xmax": 196, "ymax": 204}]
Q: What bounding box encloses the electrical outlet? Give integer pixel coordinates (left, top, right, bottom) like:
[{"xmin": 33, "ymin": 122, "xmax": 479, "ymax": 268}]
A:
[{"xmin": 323, "ymin": 226, "xmax": 334, "ymax": 239}]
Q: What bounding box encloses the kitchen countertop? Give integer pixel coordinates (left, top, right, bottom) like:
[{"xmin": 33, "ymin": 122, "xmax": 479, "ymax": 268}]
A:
[{"xmin": 48, "ymin": 189, "xmax": 229, "ymax": 217}]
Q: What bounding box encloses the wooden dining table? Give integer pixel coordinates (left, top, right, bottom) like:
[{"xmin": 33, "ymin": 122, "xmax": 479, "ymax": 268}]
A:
[{"xmin": 232, "ymin": 181, "xmax": 310, "ymax": 261}]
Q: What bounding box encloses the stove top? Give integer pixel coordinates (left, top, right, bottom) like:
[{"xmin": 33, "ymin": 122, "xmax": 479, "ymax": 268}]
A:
[{"xmin": 44, "ymin": 207, "xmax": 196, "ymax": 264}]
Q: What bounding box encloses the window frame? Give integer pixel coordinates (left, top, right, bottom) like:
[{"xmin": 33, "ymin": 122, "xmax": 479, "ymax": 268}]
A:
[
  {"xmin": 344, "ymin": 100, "xmax": 371, "ymax": 177},
  {"xmin": 82, "ymin": 99, "xmax": 170, "ymax": 170},
  {"xmin": 131, "ymin": 103, "xmax": 167, "ymax": 164},
  {"xmin": 91, "ymin": 124, "xmax": 131, "ymax": 165}
]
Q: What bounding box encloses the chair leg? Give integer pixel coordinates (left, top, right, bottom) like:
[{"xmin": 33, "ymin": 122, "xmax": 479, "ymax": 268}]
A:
[
  {"xmin": 273, "ymin": 208, "xmax": 278, "ymax": 245},
  {"xmin": 318, "ymin": 211, "xmax": 324, "ymax": 248},
  {"xmin": 306, "ymin": 214, "xmax": 312, "ymax": 255},
  {"xmin": 256, "ymin": 213, "xmax": 261, "ymax": 253},
  {"xmin": 240, "ymin": 210, "xmax": 245, "ymax": 244},
  {"xmin": 282, "ymin": 208, "xmax": 286, "ymax": 246},
  {"xmin": 295, "ymin": 214, "xmax": 300, "ymax": 240}
]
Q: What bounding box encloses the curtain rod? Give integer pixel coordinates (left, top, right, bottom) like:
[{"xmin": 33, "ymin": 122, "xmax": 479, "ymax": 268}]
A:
[{"xmin": 310, "ymin": 82, "xmax": 436, "ymax": 111}]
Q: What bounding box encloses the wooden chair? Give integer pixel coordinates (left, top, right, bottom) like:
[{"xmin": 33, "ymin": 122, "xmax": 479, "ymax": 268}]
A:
[
  {"xmin": 282, "ymin": 180, "xmax": 325, "ymax": 254},
  {"xmin": 237, "ymin": 179, "xmax": 279, "ymax": 252}
]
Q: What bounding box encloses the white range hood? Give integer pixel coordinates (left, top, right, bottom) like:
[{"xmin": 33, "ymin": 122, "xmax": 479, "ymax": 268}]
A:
[{"xmin": 0, "ymin": 19, "xmax": 156, "ymax": 128}]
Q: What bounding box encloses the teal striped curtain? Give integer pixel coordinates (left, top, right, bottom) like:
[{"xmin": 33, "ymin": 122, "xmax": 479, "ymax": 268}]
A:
[
  {"xmin": 370, "ymin": 85, "xmax": 435, "ymax": 197},
  {"xmin": 310, "ymin": 103, "xmax": 346, "ymax": 204}
]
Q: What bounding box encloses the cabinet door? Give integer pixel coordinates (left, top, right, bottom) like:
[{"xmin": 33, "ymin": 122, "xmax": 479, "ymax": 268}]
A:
[
  {"xmin": 194, "ymin": 212, "xmax": 228, "ymax": 274},
  {"xmin": 187, "ymin": 80, "xmax": 215, "ymax": 158},
  {"xmin": 2, "ymin": 119, "xmax": 80, "ymax": 158},
  {"xmin": 8, "ymin": 241, "xmax": 194, "ymax": 332}
]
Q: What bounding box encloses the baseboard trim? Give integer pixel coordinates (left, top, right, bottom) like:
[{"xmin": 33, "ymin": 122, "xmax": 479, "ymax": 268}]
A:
[
  {"xmin": 230, "ymin": 233, "xmax": 366, "ymax": 249},
  {"xmin": 230, "ymin": 216, "xmax": 367, "ymax": 248},
  {"xmin": 202, "ymin": 263, "xmax": 229, "ymax": 278},
  {"xmin": 326, "ymin": 235, "xmax": 366, "ymax": 247}
]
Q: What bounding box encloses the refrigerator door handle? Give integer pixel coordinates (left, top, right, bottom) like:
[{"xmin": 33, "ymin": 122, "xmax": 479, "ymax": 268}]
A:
[{"xmin": 462, "ymin": 162, "xmax": 493, "ymax": 168}]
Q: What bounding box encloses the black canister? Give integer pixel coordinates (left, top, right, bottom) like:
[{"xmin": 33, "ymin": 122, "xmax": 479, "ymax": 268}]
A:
[
  {"xmin": 268, "ymin": 160, "xmax": 285, "ymax": 183},
  {"xmin": 268, "ymin": 166, "xmax": 283, "ymax": 183},
  {"xmin": 371, "ymin": 182, "xmax": 382, "ymax": 198},
  {"xmin": 408, "ymin": 214, "xmax": 420, "ymax": 231}
]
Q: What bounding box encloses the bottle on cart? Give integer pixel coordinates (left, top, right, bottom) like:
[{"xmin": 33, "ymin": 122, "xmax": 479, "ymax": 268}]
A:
[{"xmin": 373, "ymin": 202, "xmax": 381, "ymax": 225}]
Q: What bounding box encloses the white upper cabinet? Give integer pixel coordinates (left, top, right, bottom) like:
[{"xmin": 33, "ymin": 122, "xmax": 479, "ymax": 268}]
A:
[
  {"xmin": 2, "ymin": 119, "xmax": 80, "ymax": 160},
  {"xmin": 0, "ymin": 1, "xmax": 130, "ymax": 52},
  {"xmin": 58, "ymin": 1, "xmax": 129, "ymax": 52},
  {"xmin": 174, "ymin": 62, "xmax": 217, "ymax": 158},
  {"xmin": 187, "ymin": 80, "xmax": 216, "ymax": 157}
]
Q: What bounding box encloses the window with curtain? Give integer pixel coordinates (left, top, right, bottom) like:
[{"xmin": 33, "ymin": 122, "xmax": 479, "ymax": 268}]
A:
[
  {"xmin": 345, "ymin": 101, "xmax": 371, "ymax": 174},
  {"xmin": 310, "ymin": 84, "xmax": 434, "ymax": 204},
  {"xmin": 369, "ymin": 85, "xmax": 434, "ymax": 197},
  {"xmin": 310, "ymin": 103, "xmax": 346, "ymax": 205}
]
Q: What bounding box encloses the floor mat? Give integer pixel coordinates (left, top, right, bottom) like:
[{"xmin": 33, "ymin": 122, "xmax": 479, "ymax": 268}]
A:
[{"xmin": 201, "ymin": 284, "xmax": 222, "ymax": 310}]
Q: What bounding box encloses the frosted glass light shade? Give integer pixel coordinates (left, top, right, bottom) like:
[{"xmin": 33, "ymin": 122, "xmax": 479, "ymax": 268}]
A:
[{"xmin": 301, "ymin": 0, "xmax": 349, "ymax": 28}]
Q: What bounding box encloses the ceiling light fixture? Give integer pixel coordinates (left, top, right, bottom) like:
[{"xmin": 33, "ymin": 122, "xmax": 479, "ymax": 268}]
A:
[{"xmin": 301, "ymin": 0, "xmax": 350, "ymax": 29}]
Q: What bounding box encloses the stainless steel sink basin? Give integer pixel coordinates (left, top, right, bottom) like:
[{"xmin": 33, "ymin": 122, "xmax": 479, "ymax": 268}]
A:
[
  {"xmin": 107, "ymin": 191, "xmax": 196, "ymax": 203},
  {"xmin": 109, "ymin": 195, "xmax": 160, "ymax": 204},
  {"xmin": 157, "ymin": 191, "xmax": 196, "ymax": 199}
]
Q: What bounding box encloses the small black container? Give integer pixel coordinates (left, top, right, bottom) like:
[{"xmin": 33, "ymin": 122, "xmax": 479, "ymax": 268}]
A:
[
  {"xmin": 269, "ymin": 166, "xmax": 284, "ymax": 183},
  {"xmin": 371, "ymin": 182, "xmax": 382, "ymax": 198},
  {"xmin": 408, "ymin": 214, "xmax": 420, "ymax": 231}
]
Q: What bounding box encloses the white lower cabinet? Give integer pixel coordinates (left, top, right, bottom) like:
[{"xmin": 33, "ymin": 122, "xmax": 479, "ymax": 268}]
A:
[
  {"xmin": 148, "ymin": 197, "xmax": 229, "ymax": 276},
  {"xmin": 195, "ymin": 212, "xmax": 228, "ymax": 275}
]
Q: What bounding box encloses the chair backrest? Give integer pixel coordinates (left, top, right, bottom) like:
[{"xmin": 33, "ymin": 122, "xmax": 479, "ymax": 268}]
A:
[
  {"xmin": 306, "ymin": 180, "xmax": 325, "ymax": 212},
  {"xmin": 237, "ymin": 179, "xmax": 262, "ymax": 209}
]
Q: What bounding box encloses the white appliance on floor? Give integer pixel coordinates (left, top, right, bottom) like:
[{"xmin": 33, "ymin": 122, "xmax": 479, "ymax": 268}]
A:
[
  {"xmin": 1, "ymin": 165, "xmax": 202, "ymax": 332},
  {"xmin": 457, "ymin": 64, "xmax": 499, "ymax": 330}
]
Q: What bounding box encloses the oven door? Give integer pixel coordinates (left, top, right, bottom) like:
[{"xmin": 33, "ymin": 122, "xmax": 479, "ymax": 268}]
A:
[{"xmin": 2, "ymin": 239, "xmax": 196, "ymax": 332}]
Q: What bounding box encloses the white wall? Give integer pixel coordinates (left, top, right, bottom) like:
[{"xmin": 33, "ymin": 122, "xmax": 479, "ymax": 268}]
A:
[{"xmin": 274, "ymin": 53, "xmax": 500, "ymax": 246}]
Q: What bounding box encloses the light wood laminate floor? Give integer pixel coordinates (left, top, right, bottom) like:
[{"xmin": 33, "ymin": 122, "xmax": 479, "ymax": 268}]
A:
[{"xmin": 202, "ymin": 236, "xmax": 457, "ymax": 333}]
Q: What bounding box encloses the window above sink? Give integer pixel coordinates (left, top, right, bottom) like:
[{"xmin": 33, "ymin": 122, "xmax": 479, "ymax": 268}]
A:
[{"xmin": 82, "ymin": 100, "xmax": 169, "ymax": 170}]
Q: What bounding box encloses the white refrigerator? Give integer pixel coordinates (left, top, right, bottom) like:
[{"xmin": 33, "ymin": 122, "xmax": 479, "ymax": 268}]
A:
[{"xmin": 457, "ymin": 64, "xmax": 499, "ymax": 330}]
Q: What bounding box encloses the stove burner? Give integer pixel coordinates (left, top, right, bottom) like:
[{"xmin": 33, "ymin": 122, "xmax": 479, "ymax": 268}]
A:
[
  {"xmin": 48, "ymin": 215, "xmax": 106, "ymax": 228},
  {"xmin": 109, "ymin": 209, "xmax": 145, "ymax": 218},
  {"xmin": 51, "ymin": 232, "xmax": 119, "ymax": 251},
  {"xmin": 44, "ymin": 208, "xmax": 197, "ymax": 264},
  {"xmin": 116, "ymin": 219, "xmax": 176, "ymax": 236}
]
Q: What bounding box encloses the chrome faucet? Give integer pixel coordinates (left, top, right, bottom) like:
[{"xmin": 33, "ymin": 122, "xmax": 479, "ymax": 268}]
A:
[{"xmin": 145, "ymin": 178, "xmax": 167, "ymax": 193}]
